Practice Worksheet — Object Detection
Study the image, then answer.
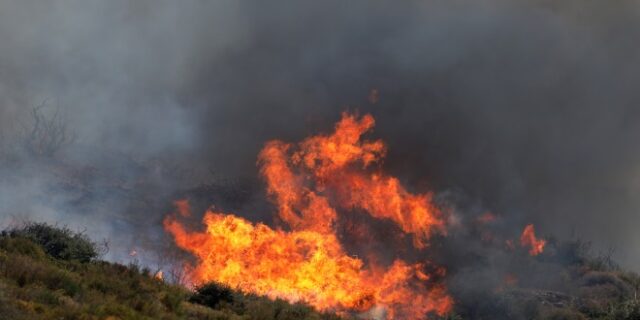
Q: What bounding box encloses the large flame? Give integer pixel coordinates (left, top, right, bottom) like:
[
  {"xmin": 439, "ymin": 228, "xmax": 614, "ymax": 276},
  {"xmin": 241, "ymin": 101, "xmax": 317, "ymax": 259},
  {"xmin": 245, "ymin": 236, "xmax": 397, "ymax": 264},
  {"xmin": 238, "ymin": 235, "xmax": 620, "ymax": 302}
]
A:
[{"xmin": 164, "ymin": 112, "xmax": 452, "ymax": 319}]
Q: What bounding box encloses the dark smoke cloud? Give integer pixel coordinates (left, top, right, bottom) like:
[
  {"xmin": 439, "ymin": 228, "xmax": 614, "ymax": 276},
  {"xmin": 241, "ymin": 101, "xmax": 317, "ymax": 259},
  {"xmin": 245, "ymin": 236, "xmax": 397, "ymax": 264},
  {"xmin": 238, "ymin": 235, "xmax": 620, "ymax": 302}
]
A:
[{"xmin": 1, "ymin": 0, "xmax": 640, "ymax": 273}]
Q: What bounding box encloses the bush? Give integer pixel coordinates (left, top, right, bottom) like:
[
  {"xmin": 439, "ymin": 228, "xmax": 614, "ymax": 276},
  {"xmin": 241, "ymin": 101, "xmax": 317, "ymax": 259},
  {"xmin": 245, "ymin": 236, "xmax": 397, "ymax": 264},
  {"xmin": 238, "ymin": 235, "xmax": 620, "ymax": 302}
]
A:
[
  {"xmin": 190, "ymin": 282, "xmax": 234, "ymax": 309},
  {"xmin": 0, "ymin": 236, "xmax": 46, "ymax": 259},
  {"xmin": 0, "ymin": 225, "xmax": 349, "ymax": 320},
  {"xmin": 2, "ymin": 222, "xmax": 99, "ymax": 262},
  {"xmin": 580, "ymin": 271, "xmax": 633, "ymax": 302},
  {"xmin": 162, "ymin": 286, "xmax": 187, "ymax": 313},
  {"xmin": 607, "ymin": 300, "xmax": 640, "ymax": 320}
]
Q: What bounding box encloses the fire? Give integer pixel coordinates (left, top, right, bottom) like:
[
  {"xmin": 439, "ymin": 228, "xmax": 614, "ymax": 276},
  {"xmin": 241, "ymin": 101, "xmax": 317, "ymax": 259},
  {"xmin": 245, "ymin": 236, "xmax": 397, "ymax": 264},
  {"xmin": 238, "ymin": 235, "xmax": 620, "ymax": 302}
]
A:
[
  {"xmin": 520, "ymin": 224, "xmax": 546, "ymax": 256},
  {"xmin": 164, "ymin": 112, "xmax": 451, "ymax": 319},
  {"xmin": 258, "ymin": 112, "xmax": 445, "ymax": 248}
]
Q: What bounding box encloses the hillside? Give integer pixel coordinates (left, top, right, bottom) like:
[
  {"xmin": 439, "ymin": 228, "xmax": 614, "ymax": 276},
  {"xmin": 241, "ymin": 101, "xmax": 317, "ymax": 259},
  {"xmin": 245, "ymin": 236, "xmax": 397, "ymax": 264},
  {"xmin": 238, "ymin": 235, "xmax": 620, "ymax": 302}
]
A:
[
  {"xmin": 0, "ymin": 223, "xmax": 348, "ymax": 320},
  {"xmin": 445, "ymin": 236, "xmax": 640, "ymax": 320},
  {"xmin": 2, "ymin": 223, "xmax": 640, "ymax": 319}
]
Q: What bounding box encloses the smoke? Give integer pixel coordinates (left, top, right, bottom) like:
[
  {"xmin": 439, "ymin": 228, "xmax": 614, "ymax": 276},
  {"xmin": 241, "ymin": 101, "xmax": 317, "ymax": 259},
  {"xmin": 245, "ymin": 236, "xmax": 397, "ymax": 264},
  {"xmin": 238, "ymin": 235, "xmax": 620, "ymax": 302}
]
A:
[{"xmin": 1, "ymin": 0, "xmax": 640, "ymax": 280}]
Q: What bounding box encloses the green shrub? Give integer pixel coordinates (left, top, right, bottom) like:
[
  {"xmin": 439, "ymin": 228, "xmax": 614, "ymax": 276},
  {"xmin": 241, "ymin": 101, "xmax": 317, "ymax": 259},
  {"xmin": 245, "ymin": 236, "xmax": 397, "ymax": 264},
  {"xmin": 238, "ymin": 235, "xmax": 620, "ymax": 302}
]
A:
[
  {"xmin": 0, "ymin": 223, "xmax": 350, "ymax": 320},
  {"xmin": 603, "ymin": 300, "xmax": 640, "ymax": 320},
  {"xmin": 580, "ymin": 271, "xmax": 633, "ymax": 302},
  {"xmin": 190, "ymin": 282, "xmax": 235, "ymax": 309},
  {"xmin": 2, "ymin": 222, "xmax": 99, "ymax": 262},
  {"xmin": 44, "ymin": 271, "xmax": 82, "ymax": 297},
  {"xmin": 0, "ymin": 236, "xmax": 46, "ymax": 259},
  {"xmin": 163, "ymin": 287, "xmax": 187, "ymax": 312}
]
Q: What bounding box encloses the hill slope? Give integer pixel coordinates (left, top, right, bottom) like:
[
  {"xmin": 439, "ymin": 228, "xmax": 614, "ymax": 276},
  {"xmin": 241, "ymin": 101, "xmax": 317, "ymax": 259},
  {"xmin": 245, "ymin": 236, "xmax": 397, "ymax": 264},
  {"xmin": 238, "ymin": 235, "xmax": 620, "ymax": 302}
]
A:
[
  {"xmin": 2, "ymin": 223, "xmax": 640, "ymax": 320},
  {"xmin": 0, "ymin": 224, "xmax": 347, "ymax": 320}
]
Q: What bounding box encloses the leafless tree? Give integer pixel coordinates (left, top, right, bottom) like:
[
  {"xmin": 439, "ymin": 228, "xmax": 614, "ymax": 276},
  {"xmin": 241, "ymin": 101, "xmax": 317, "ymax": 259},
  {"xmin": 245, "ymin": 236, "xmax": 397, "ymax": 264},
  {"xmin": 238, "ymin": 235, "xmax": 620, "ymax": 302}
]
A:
[
  {"xmin": 22, "ymin": 101, "xmax": 75, "ymax": 158},
  {"xmin": 96, "ymin": 238, "xmax": 110, "ymax": 259},
  {"xmin": 167, "ymin": 263, "xmax": 190, "ymax": 286}
]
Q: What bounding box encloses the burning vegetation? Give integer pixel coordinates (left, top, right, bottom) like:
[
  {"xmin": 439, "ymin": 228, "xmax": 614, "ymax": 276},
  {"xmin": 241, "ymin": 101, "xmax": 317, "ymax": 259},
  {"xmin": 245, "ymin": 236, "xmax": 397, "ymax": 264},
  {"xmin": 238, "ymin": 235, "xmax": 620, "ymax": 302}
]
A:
[
  {"xmin": 520, "ymin": 224, "xmax": 546, "ymax": 256},
  {"xmin": 2, "ymin": 1, "xmax": 640, "ymax": 319},
  {"xmin": 164, "ymin": 112, "xmax": 452, "ymax": 318},
  {"xmin": 2, "ymin": 220, "xmax": 640, "ymax": 320},
  {"xmin": 162, "ymin": 112, "xmax": 560, "ymax": 319}
]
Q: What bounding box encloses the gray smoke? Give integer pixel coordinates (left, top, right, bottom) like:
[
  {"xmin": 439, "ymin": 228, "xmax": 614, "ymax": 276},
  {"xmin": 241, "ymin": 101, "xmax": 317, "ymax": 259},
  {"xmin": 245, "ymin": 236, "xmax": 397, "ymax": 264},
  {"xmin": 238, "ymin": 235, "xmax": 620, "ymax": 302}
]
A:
[{"xmin": 1, "ymin": 0, "xmax": 640, "ymax": 274}]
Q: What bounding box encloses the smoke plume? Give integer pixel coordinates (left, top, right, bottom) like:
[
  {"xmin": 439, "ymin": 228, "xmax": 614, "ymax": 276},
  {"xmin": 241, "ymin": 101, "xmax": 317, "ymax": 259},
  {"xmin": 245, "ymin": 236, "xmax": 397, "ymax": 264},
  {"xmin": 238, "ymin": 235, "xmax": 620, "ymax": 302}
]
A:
[{"xmin": 1, "ymin": 0, "xmax": 640, "ymax": 281}]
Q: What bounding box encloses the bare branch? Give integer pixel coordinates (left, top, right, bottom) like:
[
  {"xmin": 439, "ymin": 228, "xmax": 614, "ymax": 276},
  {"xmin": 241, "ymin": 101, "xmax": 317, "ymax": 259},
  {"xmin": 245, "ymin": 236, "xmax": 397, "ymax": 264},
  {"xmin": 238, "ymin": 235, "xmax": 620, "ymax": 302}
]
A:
[{"xmin": 22, "ymin": 101, "xmax": 76, "ymax": 157}]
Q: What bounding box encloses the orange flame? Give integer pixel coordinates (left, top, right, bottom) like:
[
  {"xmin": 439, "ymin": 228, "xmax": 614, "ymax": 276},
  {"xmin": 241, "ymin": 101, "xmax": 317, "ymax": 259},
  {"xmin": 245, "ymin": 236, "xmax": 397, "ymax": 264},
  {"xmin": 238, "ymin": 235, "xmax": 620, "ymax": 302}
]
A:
[
  {"xmin": 258, "ymin": 112, "xmax": 445, "ymax": 248},
  {"xmin": 164, "ymin": 112, "xmax": 451, "ymax": 319},
  {"xmin": 520, "ymin": 224, "xmax": 546, "ymax": 256}
]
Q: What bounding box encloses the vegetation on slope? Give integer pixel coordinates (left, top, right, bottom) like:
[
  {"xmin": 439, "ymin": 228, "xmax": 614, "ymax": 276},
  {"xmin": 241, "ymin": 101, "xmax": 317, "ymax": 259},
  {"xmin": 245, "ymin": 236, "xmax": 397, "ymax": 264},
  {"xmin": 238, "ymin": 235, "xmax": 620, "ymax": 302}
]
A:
[
  {"xmin": 3, "ymin": 222, "xmax": 640, "ymax": 320},
  {"xmin": 0, "ymin": 222, "xmax": 347, "ymax": 320},
  {"xmin": 443, "ymin": 238, "xmax": 640, "ymax": 320}
]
